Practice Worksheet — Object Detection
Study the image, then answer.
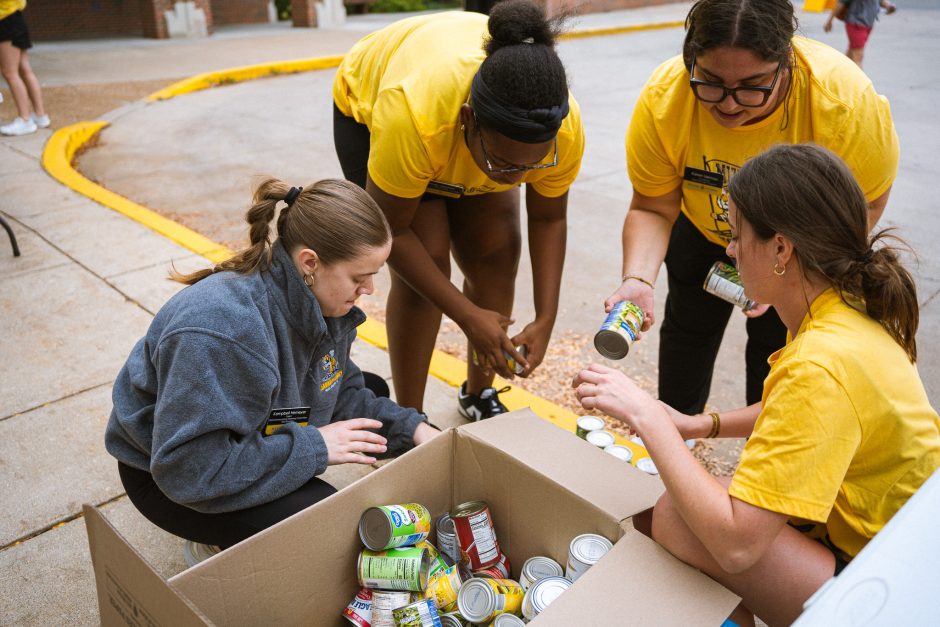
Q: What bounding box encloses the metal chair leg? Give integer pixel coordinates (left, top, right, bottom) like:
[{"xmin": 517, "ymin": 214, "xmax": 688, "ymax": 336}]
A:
[{"xmin": 0, "ymin": 214, "xmax": 21, "ymax": 257}]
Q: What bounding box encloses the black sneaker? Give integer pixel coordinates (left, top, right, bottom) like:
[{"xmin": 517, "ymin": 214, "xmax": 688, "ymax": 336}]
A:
[{"xmin": 457, "ymin": 382, "xmax": 510, "ymax": 421}]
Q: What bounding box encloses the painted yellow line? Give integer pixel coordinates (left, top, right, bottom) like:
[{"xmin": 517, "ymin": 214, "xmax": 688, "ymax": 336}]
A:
[{"xmin": 559, "ymin": 20, "xmax": 684, "ymax": 41}]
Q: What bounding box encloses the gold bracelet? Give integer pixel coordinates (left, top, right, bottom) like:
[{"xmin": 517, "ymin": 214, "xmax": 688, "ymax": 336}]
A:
[
  {"xmin": 707, "ymin": 412, "xmax": 721, "ymax": 439},
  {"xmin": 621, "ymin": 274, "xmax": 654, "ymax": 289}
]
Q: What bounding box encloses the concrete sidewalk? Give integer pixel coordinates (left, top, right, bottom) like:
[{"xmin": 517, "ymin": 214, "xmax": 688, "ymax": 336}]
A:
[{"xmin": 1, "ymin": 3, "xmax": 939, "ymax": 624}]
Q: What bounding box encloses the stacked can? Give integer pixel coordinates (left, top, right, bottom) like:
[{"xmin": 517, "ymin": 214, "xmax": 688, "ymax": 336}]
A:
[
  {"xmin": 518, "ymin": 556, "xmax": 565, "ymax": 590},
  {"xmin": 471, "ymin": 551, "xmax": 511, "ymax": 579},
  {"xmin": 492, "ymin": 614, "xmax": 527, "ymax": 626},
  {"xmin": 391, "ymin": 598, "xmax": 442, "ymax": 627},
  {"xmin": 415, "ymin": 540, "xmax": 449, "ymax": 578},
  {"xmin": 604, "ymin": 444, "xmax": 633, "ymax": 463},
  {"xmin": 343, "ymin": 587, "xmax": 373, "ymax": 627},
  {"xmin": 455, "ymin": 578, "xmax": 525, "ymax": 624},
  {"xmin": 438, "ymin": 613, "xmax": 467, "ymax": 627},
  {"xmin": 358, "ymin": 547, "xmax": 431, "ymax": 592},
  {"xmin": 451, "ymin": 501, "xmax": 501, "ymax": 570},
  {"xmin": 521, "ymin": 576, "xmax": 572, "ymax": 621},
  {"xmin": 565, "ymin": 534, "xmax": 613, "ymax": 582},
  {"xmin": 594, "ymin": 300, "xmax": 644, "ymax": 359},
  {"xmin": 369, "ymin": 590, "xmax": 415, "ymax": 627},
  {"xmin": 585, "ymin": 429, "xmax": 615, "ymax": 449},
  {"xmin": 435, "ymin": 513, "xmax": 460, "ymax": 566},
  {"xmin": 575, "ymin": 415, "xmax": 605, "ymax": 439},
  {"xmin": 423, "ymin": 564, "xmax": 462, "ymax": 613},
  {"xmin": 360, "ymin": 503, "xmax": 432, "ymax": 551},
  {"xmin": 636, "ymin": 457, "xmax": 659, "ymax": 475}
]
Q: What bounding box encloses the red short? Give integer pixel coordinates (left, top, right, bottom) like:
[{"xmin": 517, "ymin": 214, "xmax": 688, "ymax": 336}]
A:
[{"xmin": 846, "ymin": 22, "xmax": 873, "ymax": 50}]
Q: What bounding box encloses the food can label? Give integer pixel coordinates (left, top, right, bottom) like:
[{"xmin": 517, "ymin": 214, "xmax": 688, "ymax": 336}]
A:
[
  {"xmin": 424, "ymin": 564, "xmax": 462, "ymax": 613},
  {"xmin": 359, "ymin": 548, "xmax": 427, "ymax": 591},
  {"xmin": 384, "ymin": 504, "xmax": 432, "ymax": 548},
  {"xmin": 392, "ymin": 599, "xmax": 442, "ymax": 627},
  {"xmin": 343, "ymin": 588, "xmax": 373, "ymax": 627},
  {"xmin": 594, "ymin": 301, "xmax": 644, "ymax": 359},
  {"xmin": 703, "ymin": 261, "xmax": 755, "ymax": 310},
  {"xmin": 415, "ymin": 540, "xmax": 449, "ymax": 578}
]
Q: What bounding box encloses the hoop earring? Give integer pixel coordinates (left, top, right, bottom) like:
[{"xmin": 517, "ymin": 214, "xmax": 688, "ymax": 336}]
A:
[
  {"xmin": 773, "ymin": 263, "xmax": 786, "ymax": 276},
  {"xmin": 303, "ymin": 273, "xmax": 315, "ymax": 287}
]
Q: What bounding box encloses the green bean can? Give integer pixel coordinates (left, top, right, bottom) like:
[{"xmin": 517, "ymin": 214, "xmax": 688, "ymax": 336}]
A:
[
  {"xmin": 358, "ymin": 547, "xmax": 431, "ymax": 592},
  {"xmin": 360, "ymin": 503, "xmax": 432, "ymax": 551},
  {"xmin": 594, "ymin": 301, "xmax": 644, "ymax": 359}
]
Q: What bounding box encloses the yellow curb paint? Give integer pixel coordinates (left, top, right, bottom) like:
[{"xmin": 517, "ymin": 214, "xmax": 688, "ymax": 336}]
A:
[{"xmin": 44, "ymin": 22, "xmax": 672, "ymax": 449}]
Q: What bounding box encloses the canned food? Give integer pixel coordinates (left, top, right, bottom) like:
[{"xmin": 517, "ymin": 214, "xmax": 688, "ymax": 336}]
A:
[
  {"xmin": 439, "ymin": 613, "xmax": 468, "ymax": 627},
  {"xmin": 343, "ymin": 587, "xmax": 373, "ymax": 627},
  {"xmin": 636, "ymin": 456, "xmax": 659, "ymax": 475},
  {"xmin": 392, "ymin": 598, "xmax": 441, "ymax": 627},
  {"xmin": 472, "ymin": 345, "xmax": 527, "ymax": 375},
  {"xmin": 372, "ymin": 590, "xmax": 414, "ymax": 627},
  {"xmin": 521, "ymin": 576, "xmax": 572, "ymax": 621},
  {"xmin": 594, "ymin": 300, "xmax": 644, "ymax": 359},
  {"xmin": 630, "ymin": 434, "xmax": 645, "ymax": 448},
  {"xmin": 565, "ymin": 534, "xmax": 613, "ymax": 582},
  {"xmin": 360, "ymin": 504, "xmax": 432, "ymax": 551},
  {"xmin": 685, "ymin": 438, "xmax": 697, "ymax": 449},
  {"xmin": 455, "ymin": 578, "xmax": 524, "ymax": 624},
  {"xmin": 415, "ymin": 540, "xmax": 449, "ymax": 578},
  {"xmin": 492, "ymin": 614, "xmax": 527, "ymax": 626},
  {"xmin": 575, "ymin": 415, "xmax": 605, "ymax": 439},
  {"xmin": 358, "ymin": 547, "xmax": 431, "ymax": 592},
  {"xmin": 703, "ymin": 261, "xmax": 756, "ymax": 311},
  {"xmin": 451, "ymin": 501, "xmax": 500, "ymax": 570},
  {"xmin": 471, "ymin": 551, "xmax": 511, "ymax": 579},
  {"xmin": 585, "ymin": 430, "xmax": 615, "ymax": 449},
  {"xmin": 424, "ymin": 563, "xmax": 463, "ymax": 612},
  {"xmin": 435, "ymin": 512, "xmax": 460, "ymax": 566},
  {"xmin": 518, "ymin": 556, "xmax": 564, "ymax": 590},
  {"xmin": 604, "ymin": 444, "xmax": 633, "ymax": 463}
]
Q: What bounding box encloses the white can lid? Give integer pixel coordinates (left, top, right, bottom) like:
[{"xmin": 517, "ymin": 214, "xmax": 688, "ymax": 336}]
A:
[
  {"xmin": 529, "ymin": 576, "xmax": 572, "ymax": 612},
  {"xmin": 636, "ymin": 456, "xmax": 659, "ymax": 475},
  {"xmin": 577, "ymin": 415, "xmax": 605, "ymax": 431},
  {"xmin": 685, "ymin": 439, "xmax": 697, "ymax": 449},
  {"xmin": 630, "ymin": 434, "xmax": 645, "ymax": 448},
  {"xmin": 456, "ymin": 578, "xmax": 495, "ymax": 623},
  {"xmin": 522, "ymin": 556, "xmax": 564, "ymax": 582},
  {"xmin": 569, "ymin": 534, "xmax": 613, "ymax": 565},
  {"xmin": 493, "ymin": 613, "xmax": 527, "ymax": 626},
  {"xmin": 604, "ymin": 444, "xmax": 633, "ymax": 462},
  {"xmin": 585, "ymin": 430, "xmax": 615, "ymax": 448}
]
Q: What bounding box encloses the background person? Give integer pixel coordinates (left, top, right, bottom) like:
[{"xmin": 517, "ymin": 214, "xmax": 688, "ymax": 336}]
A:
[
  {"xmin": 332, "ymin": 0, "xmax": 585, "ymax": 420},
  {"xmin": 106, "ymin": 178, "xmax": 439, "ymax": 566},
  {"xmin": 605, "ymin": 0, "xmax": 898, "ymax": 415},
  {"xmin": 0, "ymin": 0, "xmax": 48, "ymax": 136},
  {"xmin": 824, "ymin": 0, "xmax": 897, "ymax": 69},
  {"xmin": 577, "ymin": 144, "xmax": 940, "ymax": 627}
]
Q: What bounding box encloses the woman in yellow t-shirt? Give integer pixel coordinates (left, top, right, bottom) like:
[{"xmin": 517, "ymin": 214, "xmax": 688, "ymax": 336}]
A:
[
  {"xmin": 0, "ymin": 0, "xmax": 48, "ymax": 136},
  {"xmin": 575, "ymin": 144, "xmax": 939, "ymax": 626},
  {"xmin": 332, "ymin": 0, "xmax": 584, "ymax": 420},
  {"xmin": 605, "ymin": 0, "xmax": 898, "ymax": 417}
]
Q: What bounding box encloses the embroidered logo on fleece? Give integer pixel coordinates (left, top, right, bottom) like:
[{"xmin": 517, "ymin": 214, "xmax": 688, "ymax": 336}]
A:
[{"xmin": 319, "ymin": 350, "xmax": 342, "ymax": 392}]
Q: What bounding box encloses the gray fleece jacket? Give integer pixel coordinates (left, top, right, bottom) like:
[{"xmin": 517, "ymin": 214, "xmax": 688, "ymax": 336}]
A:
[{"xmin": 105, "ymin": 241, "xmax": 426, "ymax": 513}]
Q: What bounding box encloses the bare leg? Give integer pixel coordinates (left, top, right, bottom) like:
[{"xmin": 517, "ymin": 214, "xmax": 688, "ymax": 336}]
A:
[
  {"xmin": 18, "ymin": 50, "xmax": 45, "ymax": 117},
  {"xmin": 385, "ymin": 198, "xmax": 451, "ymax": 412},
  {"xmin": 448, "ymin": 188, "xmax": 521, "ymax": 394},
  {"xmin": 847, "ymin": 47, "xmax": 865, "ymax": 68},
  {"xmin": 651, "ymin": 479, "xmax": 836, "ymax": 627},
  {"xmin": 0, "ymin": 41, "xmax": 29, "ymax": 120}
]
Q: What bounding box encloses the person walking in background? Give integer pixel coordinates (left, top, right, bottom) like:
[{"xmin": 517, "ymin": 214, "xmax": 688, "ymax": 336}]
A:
[
  {"xmin": 106, "ymin": 178, "xmax": 439, "ymax": 567},
  {"xmin": 0, "ymin": 0, "xmax": 48, "ymax": 136},
  {"xmin": 606, "ymin": 0, "xmax": 898, "ymax": 416},
  {"xmin": 824, "ymin": 0, "xmax": 897, "ymax": 69},
  {"xmin": 332, "ymin": 0, "xmax": 585, "ymax": 420},
  {"xmin": 577, "ymin": 144, "xmax": 940, "ymax": 627}
]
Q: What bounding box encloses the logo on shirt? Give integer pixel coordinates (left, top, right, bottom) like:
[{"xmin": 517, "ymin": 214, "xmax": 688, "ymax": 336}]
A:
[
  {"xmin": 697, "ymin": 157, "xmax": 739, "ymax": 243},
  {"xmin": 319, "ymin": 350, "xmax": 342, "ymax": 392}
]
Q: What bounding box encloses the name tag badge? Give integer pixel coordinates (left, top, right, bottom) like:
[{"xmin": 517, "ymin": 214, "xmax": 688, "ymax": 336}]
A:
[
  {"xmin": 683, "ymin": 167, "xmax": 725, "ymax": 190},
  {"xmin": 426, "ymin": 180, "xmax": 465, "ymax": 199},
  {"xmin": 263, "ymin": 407, "xmax": 311, "ymax": 436}
]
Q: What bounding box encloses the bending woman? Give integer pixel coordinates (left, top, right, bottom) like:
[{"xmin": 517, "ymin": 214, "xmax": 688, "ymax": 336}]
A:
[
  {"xmin": 332, "ymin": 0, "xmax": 584, "ymax": 420},
  {"xmin": 576, "ymin": 144, "xmax": 939, "ymax": 626},
  {"xmin": 106, "ymin": 179, "xmax": 439, "ymax": 566}
]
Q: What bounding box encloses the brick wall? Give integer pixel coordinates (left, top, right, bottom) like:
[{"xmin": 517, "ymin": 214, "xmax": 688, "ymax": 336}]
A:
[
  {"xmin": 211, "ymin": 0, "xmax": 271, "ymax": 26},
  {"xmin": 25, "ymin": 0, "xmax": 147, "ymax": 40}
]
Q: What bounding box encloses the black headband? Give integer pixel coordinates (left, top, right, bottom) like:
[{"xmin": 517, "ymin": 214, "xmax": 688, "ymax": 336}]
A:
[
  {"xmin": 470, "ymin": 71, "xmax": 569, "ymax": 144},
  {"xmin": 284, "ymin": 186, "xmax": 302, "ymax": 208}
]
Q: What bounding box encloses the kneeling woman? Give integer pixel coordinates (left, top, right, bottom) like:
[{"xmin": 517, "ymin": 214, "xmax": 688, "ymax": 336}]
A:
[
  {"xmin": 574, "ymin": 144, "xmax": 939, "ymax": 626},
  {"xmin": 106, "ymin": 179, "xmax": 439, "ymax": 566}
]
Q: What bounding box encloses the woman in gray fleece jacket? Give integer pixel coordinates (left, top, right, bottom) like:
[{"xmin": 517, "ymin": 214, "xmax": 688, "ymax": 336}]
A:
[{"xmin": 106, "ymin": 178, "xmax": 439, "ymax": 564}]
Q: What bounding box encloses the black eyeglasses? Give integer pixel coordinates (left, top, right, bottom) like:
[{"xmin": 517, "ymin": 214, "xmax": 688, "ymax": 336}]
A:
[
  {"xmin": 689, "ymin": 57, "xmax": 782, "ymax": 108},
  {"xmin": 474, "ymin": 115, "xmax": 558, "ymax": 174}
]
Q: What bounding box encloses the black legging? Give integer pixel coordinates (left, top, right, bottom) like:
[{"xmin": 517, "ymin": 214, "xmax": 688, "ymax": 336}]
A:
[{"xmin": 658, "ymin": 213, "xmax": 787, "ymax": 414}]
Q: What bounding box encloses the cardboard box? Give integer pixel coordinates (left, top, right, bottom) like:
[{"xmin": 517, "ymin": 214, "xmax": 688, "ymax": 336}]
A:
[{"xmin": 85, "ymin": 409, "xmax": 738, "ymax": 625}]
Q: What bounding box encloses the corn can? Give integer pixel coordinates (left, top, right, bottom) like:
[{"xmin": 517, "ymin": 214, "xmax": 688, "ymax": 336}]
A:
[
  {"xmin": 372, "ymin": 590, "xmax": 414, "ymax": 627},
  {"xmin": 451, "ymin": 501, "xmax": 500, "ymax": 570},
  {"xmin": 521, "ymin": 576, "xmax": 572, "ymax": 621},
  {"xmin": 703, "ymin": 261, "xmax": 756, "ymax": 311},
  {"xmin": 455, "ymin": 578, "xmax": 524, "ymax": 624},
  {"xmin": 594, "ymin": 300, "xmax": 644, "ymax": 359},
  {"xmin": 471, "ymin": 551, "xmax": 511, "ymax": 579},
  {"xmin": 360, "ymin": 503, "xmax": 432, "ymax": 551},
  {"xmin": 575, "ymin": 415, "xmax": 605, "ymax": 439},
  {"xmin": 472, "ymin": 345, "xmax": 527, "ymax": 375},
  {"xmin": 585, "ymin": 429, "xmax": 615, "ymax": 449},
  {"xmin": 424, "ymin": 563, "xmax": 463, "ymax": 612},
  {"xmin": 435, "ymin": 512, "xmax": 460, "ymax": 566},
  {"xmin": 518, "ymin": 556, "xmax": 564, "ymax": 591},
  {"xmin": 415, "ymin": 540, "xmax": 449, "ymax": 578},
  {"xmin": 358, "ymin": 547, "xmax": 431, "ymax": 592},
  {"xmin": 565, "ymin": 534, "xmax": 613, "ymax": 582},
  {"xmin": 343, "ymin": 587, "xmax": 373, "ymax": 627},
  {"xmin": 392, "ymin": 598, "xmax": 442, "ymax": 627},
  {"xmin": 604, "ymin": 444, "xmax": 633, "ymax": 463}
]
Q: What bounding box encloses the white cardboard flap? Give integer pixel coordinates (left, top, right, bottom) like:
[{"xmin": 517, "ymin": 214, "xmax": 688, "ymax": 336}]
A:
[
  {"xmin": 459, "ymin": 409, "xmax": 665, "ymax": 521},
  {"xmin": 534, "ymin": 529, "xmax": 740, "ymax": 626},
  {"xmin": 83, "ymin": 504, "xmax": 212, "ymax": 626}
]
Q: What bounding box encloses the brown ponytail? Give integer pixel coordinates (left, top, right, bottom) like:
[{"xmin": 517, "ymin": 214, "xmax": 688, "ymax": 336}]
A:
[
  {"xmin": 728, "ymin": 144, "xmax": 918, "ymax": 362},
  {"xmin": 172, "ymin": 178, "xmax": 390, "ymax": 285}
]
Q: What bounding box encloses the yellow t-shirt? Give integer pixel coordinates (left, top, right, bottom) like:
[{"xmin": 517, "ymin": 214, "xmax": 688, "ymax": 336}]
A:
[
  {"xmin": 729, "ymin": 289, "xmax": 940, "ymax": 559},
  {"xmin": 0, "ymin": 0, "xmax": 26, "ymax": 20},
  {"xmin": 626, "ymin": 37, "xmax": 899, "ymax": 246},
  {"xmin": 333, "ymin": 11, "xmax": 584, "ymax": 199}
]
